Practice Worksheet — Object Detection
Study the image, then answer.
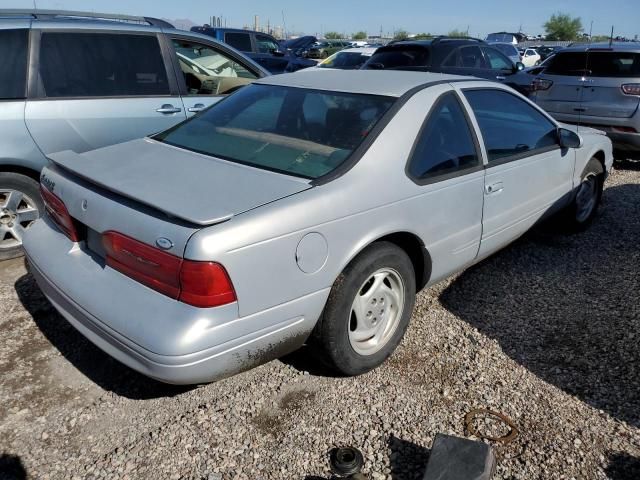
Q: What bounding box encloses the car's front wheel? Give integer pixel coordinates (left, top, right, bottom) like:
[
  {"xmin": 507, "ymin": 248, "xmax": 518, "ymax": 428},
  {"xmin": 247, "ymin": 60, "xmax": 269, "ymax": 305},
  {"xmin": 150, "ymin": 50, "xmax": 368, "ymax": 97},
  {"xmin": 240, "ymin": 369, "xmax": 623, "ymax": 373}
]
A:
[
  {"xmin": 562, "ymin": 157, "xmax": 604, "ymax": 231},
  {"xmin": 315, "ymin": 242, "xmax": 416, "ymax": 376},
  {"xmin": 0, "ymin": 172, "xmax": 43, "ymax": 261}
]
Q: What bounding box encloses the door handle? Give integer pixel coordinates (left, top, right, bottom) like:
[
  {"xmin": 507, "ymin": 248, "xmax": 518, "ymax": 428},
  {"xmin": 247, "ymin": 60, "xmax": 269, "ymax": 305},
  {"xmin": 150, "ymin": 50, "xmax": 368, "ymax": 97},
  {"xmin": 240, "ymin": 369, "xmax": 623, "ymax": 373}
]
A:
[
  {"xmin": 495, "ymin": 75, "xmax": 506, "ymax": 81},
  {"xmin": 156, "ymin": 104, "xmax": 182, "ymax": 114},
  {"xmin": 485, "ymin": 182, "xmax": 504, "ymax": 195},
  {"xmin": 187, "ymin": 103, "xmax": 206, "ymax": 113}
]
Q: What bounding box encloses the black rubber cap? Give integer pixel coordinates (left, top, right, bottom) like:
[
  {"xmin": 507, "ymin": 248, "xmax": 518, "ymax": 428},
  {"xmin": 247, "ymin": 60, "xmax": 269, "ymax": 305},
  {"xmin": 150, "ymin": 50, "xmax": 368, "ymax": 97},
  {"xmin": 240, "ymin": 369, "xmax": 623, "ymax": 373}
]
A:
[{"xmin": 329, "ymin": 447, "xmax": 364, "ymax": 476}]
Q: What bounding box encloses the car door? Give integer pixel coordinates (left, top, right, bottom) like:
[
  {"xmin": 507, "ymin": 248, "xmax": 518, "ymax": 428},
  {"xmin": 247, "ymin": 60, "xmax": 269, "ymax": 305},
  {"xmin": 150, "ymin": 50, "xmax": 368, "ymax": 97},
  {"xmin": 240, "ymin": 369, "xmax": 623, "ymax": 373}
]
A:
[
  {"xmin": 481, "ymin": 46, "xmax": 517, "ymax": 83},
  {"xmin": 254, "ymin": 34, "xmax": 289, "ymax": 73},
  {"xmin": 405, "ymin": 89, "xmax": 485, "ymax": 279},
  {"xmin": 459, "ymin": 87, "xmax": 574, "ymax": 259},
  {"xmin": 25, "ymin": 29, "xmax": 185, "ymax": 156},
  {"xmin": 164, "ymin": 35, "xmax": 261, "ymax": 117}
]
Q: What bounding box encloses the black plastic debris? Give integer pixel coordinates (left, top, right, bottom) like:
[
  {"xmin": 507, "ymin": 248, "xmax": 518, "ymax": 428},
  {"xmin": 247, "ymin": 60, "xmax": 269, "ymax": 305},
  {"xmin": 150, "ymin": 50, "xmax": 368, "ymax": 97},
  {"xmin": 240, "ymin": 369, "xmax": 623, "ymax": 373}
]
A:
[{"xmin": 422, "ymin": 434, "xmax": 496, "ymax": 480}]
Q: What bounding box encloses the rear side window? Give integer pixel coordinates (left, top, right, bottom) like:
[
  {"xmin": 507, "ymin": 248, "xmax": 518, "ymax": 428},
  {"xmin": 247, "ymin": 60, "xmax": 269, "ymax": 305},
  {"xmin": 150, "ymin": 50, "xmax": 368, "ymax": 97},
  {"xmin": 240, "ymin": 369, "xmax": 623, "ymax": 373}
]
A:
[
  {"xmin": 408, "ymin": 92, "xmax": 479, "ymax": 180},
  {"xmin": 464, "ymin": 89, "xmax": 558, "ymax": 163},
  {"xmin": 38, "ymin": 33, "xmax": 169, "ymax": 98},
  {"xmin": 363, "ymin": 47, "xmax": 430, "ymax": 69},
  {"xmin": 587, "ymin": 52, "xmax": 640, "ymax": 77},
  {"xmin": 224, "ymin": 32, "xmax": 252, "ymax": 52},
  {"xmin": 0, "ymin": 29, "xmax": 28, "ymax": 99},
  {"xmin": 544, "ymin": 52, "xmax": 588, "ymax": 75}
]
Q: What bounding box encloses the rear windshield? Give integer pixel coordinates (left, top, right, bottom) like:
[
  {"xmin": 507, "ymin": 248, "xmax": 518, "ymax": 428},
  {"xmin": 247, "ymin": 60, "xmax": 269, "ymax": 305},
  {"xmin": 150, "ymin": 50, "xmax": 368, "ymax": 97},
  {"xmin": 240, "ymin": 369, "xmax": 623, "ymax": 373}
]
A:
[
  {"xmin": 492, "ymin": 44, "xmax": 518, "ymax": 57},
  {"xmin": 319, "ymin": 52, "xmax": 372, "ymax": 69},
  {"xmin": 545, "ymin": 51, "xmax": 640, "ymax": 77},
  {"xmin": 155, "ymin": 84, "xmax": 395, "ymax": 179},
  {"xmin": 363, "ymin": 46, "xmax": 430, "ymax": 69},
  {"xmin": 486, "ymin": 33, "xmax": 516, "ymax": 43}
]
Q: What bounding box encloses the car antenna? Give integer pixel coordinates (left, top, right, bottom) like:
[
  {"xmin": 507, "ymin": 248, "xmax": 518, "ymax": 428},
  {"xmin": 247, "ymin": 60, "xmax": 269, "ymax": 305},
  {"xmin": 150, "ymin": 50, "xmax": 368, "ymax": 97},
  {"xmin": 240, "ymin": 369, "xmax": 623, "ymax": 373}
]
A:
[{"xmin": 609, "ymin": 25, "xmax": 614, "ymax": 47}]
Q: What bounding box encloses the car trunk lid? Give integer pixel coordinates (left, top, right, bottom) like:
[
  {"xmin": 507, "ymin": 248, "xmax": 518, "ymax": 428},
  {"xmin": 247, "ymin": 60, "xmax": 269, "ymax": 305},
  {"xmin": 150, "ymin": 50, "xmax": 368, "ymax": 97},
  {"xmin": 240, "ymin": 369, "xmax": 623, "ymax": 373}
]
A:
[{"xmin": 49, "ymin": 138, "xmax": 312, "ymax": 226}]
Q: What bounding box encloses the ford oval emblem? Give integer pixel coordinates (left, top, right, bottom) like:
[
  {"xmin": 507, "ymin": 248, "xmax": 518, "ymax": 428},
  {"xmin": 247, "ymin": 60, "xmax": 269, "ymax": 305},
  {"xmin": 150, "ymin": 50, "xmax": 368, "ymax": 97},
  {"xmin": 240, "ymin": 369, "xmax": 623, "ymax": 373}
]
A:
[{"xmin": 155, "ymin": 237, "xmax": 174, "ymax": 250}]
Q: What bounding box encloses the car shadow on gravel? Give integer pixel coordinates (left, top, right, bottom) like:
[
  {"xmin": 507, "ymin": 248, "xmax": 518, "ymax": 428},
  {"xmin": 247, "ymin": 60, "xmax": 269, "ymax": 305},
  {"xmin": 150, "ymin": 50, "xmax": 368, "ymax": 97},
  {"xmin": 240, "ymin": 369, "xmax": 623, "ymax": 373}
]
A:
[
  {"xmin": 14, "ymin": 273, "xmax": 193, "ymax": 400},
  {"xmin": 0, "ymin": 454, "xmax": 27, "ymax": 480},
  {"xmin": 440, "ymin": 183, "xmax": 640, "ymax": 428},
  {"xmin": 606, "ymin": 452, "xmax": 640, "ymax": 480}
]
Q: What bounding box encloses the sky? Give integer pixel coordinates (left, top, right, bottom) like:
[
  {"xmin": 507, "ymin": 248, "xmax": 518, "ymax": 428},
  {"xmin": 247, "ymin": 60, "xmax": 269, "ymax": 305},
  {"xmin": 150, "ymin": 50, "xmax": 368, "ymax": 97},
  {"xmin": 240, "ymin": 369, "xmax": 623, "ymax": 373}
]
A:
[{"xmin": 5, "ymin": 0, "xmax": 639, "ymax": 38}]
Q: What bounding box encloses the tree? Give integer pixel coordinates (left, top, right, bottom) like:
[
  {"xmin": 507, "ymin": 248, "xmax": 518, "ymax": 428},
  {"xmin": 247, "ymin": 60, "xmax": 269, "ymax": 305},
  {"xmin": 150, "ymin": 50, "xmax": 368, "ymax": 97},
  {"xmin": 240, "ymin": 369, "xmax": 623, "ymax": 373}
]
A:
[
  {"xmin": 544, "ymin": 13, "xmax": 583, "ymax": 41},
  {"xmin": 413, "ymin": 32, "xmax": 433, "ymax": 40},
  {"xmin": 393, "ymin": 29, "xmax": 409, "ymax": 40},
  {"xmin": 352, "ymin": 31, "xmax": 367, "ymax": 40},
  {"xmin": 447, "ymin": 29, "xmax": 468, "ymax": 38},
  {"xmin": 324, "ymin": 31, "xmax": 342, "ymax": 39}
]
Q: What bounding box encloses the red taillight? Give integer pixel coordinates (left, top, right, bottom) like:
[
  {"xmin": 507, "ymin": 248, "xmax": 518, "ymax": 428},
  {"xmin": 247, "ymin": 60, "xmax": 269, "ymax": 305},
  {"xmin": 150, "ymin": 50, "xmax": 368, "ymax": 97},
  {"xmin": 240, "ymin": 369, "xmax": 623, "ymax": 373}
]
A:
[
  {"xmin": 40, "ymin": 184, "xmax": 79, "ymax": 242},
  {"xmin": 612, "ymin": 126, "xmax": 638, "ymax": 133},
  {"xmin": 102, "ymin": 231, "xmax": 236, "ymax": 308},
  {"xmin": 621, "ymin": 84, "xmax": 640, "ymax": 96}
]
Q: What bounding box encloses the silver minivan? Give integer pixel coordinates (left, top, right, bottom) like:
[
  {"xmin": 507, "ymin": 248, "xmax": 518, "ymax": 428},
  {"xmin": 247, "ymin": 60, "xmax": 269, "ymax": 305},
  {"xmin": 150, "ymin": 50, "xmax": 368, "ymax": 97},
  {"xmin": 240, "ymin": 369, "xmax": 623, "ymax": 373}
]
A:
[
  {"xmin": 529, "ymin": 44, "xmax": 640, "ymax": 156},
  {"xmin": 0, "ymin": 9, "xmax": 269, "ymax": 260}
]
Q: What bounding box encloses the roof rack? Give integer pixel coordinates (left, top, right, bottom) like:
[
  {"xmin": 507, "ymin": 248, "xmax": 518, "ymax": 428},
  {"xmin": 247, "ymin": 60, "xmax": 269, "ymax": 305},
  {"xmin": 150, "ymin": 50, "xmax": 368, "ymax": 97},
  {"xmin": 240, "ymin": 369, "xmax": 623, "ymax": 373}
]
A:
[
  {"xmin": 0, "ymin": 9, "xmax": 174, "ymax": 28},
  {"xmin": 431, "ymin": 36, "xmax": 485, "ymax": 44}
]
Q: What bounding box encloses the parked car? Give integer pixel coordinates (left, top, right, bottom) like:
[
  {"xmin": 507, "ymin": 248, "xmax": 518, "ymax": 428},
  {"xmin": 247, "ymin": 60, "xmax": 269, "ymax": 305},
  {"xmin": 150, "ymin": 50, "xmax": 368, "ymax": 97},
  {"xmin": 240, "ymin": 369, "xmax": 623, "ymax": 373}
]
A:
[
  {"xmin": 488, "ymin": 42, "xmax": 521, "ymax": 64},
  {"xmin": 281, "ymin": 35, "xmax": 318, "ymax": 58},
  {"xmin": 190, "ymin": 26, "xmax": 316, "ymax": 73},
  {"xmin": 536, "ymin": 45, "xmax": 563, "ymax": 61},
  {"xmin": 361, "ymin": 38, "xmax": 525, "ymax": 87},
  {"xmin": 528, "ymin": 44, "xmax": 640, "ymax": 155},
  {"xmin": 485, "ymin": 32, "xmax": 526, "ymax": 44},
  {"xmin": 307, "ymin": 40, "xmax": 350, "ymax": 59},
  {"xmin": 24, "ymin": 70, "xmax": 612, "ymax": 384},
  {"xmin": 520, "ymin": 48, "xmax": 542, "ymax": 67},
  {"xmin": 505, "ymin": 54, "xmax": 557, "ymax": 96},
  {"xmin": 314, "ymin": 47, "xmax": 378, "ymax": 70},
  {"xmin": 0, "ymin": 9, "xmax": 269, "ymax": 260}
]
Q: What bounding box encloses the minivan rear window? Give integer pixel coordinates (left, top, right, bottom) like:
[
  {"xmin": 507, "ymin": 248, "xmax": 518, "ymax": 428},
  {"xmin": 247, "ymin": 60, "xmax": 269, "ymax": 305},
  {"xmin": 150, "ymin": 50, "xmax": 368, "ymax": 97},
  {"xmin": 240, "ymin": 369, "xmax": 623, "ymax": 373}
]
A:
[
  {"xmin": 545, "ymin": 51, "xmax": 640, "ymax": 77},
  {"xmin": 0, "ymin": 29, "xmax": 28, "ymax": 99},
  {"xmin": 155, "ymin": 84, "xmax": 395, "ymax": 179},
  {"xmin": 363, "ymin": 46, "xmax": 430, "ymax": 70}
]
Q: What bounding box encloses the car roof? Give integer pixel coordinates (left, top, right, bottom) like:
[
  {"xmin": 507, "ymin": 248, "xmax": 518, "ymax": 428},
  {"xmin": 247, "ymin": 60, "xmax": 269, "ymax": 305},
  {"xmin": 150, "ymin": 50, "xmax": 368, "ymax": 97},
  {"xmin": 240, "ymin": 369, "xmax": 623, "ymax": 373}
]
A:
[
  {"xmin": 560, "ymin": 42, "xmax": 640, "ymax": 53},
  {"xmin": 255, "ymin": 69, "xmax": 469, "ymax": 97},
  {"xmin": 337, "ymin": 47, "xmax": 378, "ymax": 54}
]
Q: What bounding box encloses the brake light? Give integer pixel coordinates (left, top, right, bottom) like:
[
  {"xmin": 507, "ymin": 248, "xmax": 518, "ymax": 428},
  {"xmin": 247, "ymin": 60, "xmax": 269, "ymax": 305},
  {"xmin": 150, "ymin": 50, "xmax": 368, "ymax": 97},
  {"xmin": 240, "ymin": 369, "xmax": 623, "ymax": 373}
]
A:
[
  {"xmin": 612, "ymin": 126, "xmax": 638, "ymax": 133},
  {"xmin": 531, "ymin": 78, "xmax": 553, "ymax": 91},
  {"xmin": 621, "ymin": 84, "xmax": 640, "ymax": 96},
  {"xmin": 40, "ymin": 184, "xmax": 80, "ymax": 242},
  {"xmin": 102, "ymin": 231, "xmax": 236, "ymax": 308}
]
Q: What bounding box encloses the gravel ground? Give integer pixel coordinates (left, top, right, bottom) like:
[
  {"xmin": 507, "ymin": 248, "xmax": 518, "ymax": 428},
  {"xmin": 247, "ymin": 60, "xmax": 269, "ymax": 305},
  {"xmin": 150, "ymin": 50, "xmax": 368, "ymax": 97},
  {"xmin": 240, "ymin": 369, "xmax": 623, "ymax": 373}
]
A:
[{"xmin": 1, "ymin": 165, "xmax": 639, "ymax": 480}]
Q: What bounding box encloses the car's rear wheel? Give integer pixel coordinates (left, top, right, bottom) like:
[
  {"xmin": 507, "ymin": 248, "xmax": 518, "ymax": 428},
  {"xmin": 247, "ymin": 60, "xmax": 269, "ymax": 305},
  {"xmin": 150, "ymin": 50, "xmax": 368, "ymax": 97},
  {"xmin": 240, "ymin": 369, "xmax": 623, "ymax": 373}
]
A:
[
  {"xmin": 0, "ymin": 173, "xmax": 43, "ymax": 261},
  {"xmin": 562, "ymin": 157, "xmax": 604, "ymax": 231},
  {"xmin": 315, "ymin": 242, "xmax": 416, "ymax": 376}
]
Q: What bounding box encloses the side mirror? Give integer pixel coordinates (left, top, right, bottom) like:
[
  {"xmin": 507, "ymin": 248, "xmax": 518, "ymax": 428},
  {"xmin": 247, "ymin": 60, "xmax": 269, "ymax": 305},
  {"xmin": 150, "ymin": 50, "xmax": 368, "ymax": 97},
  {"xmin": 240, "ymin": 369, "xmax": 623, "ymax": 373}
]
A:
[
  {"xmin": 514, "ymin": 62, "xmax": 525, "ymax": 72},
  {"xmin": 558, "ymin": 127, "xmax": 583, "ymax": 149}
]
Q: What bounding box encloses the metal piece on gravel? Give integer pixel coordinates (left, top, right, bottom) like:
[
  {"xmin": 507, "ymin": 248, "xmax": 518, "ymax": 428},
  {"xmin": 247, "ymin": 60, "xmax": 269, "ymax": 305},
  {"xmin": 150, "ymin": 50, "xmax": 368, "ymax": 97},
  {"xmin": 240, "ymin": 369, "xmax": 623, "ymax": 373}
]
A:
[
  {"xmin": 329, "ymin": 446, "xmax": 365, "ymax": 477},
  {"xmin": 464, "ymin": 409, "xmax": 519, "ymax": 444},
  {"xmin": 423, "ymin": 434, "xmax": 496, "ymax": 480}
]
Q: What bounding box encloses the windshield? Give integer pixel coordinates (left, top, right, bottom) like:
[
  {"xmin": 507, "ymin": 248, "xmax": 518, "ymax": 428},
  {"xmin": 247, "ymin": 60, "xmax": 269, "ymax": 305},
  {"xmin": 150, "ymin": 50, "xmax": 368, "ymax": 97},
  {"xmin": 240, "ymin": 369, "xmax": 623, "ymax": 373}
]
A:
[
  {"xmin": 319, "ymin": 51, "xmax": 372, "ymax": 69},
  {"xmin": 155, "ymin": 84, "xmax": 395, "ymax": 179}
]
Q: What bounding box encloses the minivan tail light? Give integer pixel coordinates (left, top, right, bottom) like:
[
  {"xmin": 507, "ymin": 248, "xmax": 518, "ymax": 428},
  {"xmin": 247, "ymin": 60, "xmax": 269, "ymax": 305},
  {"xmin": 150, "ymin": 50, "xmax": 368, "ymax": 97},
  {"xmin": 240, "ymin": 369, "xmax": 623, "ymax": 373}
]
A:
[
  {"xmin": 102, "ymin": 231, "xmax": 236, "ymax": 308},
  {"xmin": 40, "ymin": 184, "xmax": 80, "ymax": 242},
  {"xmin": 621, "ymin": 84, "xmax": 640, "ymax": 96}
]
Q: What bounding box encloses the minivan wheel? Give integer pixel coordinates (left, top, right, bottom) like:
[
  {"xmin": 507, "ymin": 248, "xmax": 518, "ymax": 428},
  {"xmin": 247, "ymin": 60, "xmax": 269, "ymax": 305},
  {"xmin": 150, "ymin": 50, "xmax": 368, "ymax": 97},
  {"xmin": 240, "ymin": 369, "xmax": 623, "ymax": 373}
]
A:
[
  {"xmin": 315, "ymin": 242, "xmax": 416, "ymax": 376},
  {"xmin": 0, "ymin": 173, "xmax": 43, "ymax": 260},
  {"xmin": 562, "ymin": 157, "xmax": 604, "ymax": 231}
]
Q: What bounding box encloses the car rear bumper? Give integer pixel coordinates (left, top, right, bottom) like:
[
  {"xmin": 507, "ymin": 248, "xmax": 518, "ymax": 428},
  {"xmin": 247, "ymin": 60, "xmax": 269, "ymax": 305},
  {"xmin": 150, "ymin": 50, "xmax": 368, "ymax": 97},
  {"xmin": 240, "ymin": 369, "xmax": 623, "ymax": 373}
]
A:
[
  {"xmin": 548, "ymin": 113, "xmax": 640, "ymax": 152},
  {"xmin": 23, "ymin": 219, "xmax": 329, "ymax": 384}
]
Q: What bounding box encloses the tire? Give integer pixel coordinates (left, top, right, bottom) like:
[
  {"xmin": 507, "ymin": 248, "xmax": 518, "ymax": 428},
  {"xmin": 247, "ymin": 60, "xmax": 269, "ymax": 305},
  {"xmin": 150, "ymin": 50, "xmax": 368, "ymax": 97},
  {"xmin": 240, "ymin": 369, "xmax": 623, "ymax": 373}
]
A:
[
  {"xmin": 561, "ymin": 157, "xmax": 604, "ymax": 231},
  {"xmin": 0, "ymin": 172, "xmax": 43, "ymax": 261},
  {"xmin": 315, "ymin": 242, "xmax": 416, "ymax": 376}
]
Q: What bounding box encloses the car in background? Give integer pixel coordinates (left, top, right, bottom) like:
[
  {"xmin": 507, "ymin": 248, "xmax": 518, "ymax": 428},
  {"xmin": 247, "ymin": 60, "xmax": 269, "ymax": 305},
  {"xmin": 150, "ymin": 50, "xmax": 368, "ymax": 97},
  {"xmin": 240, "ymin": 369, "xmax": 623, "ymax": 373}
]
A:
[
  {"xmin": 361, "ymin": 37, "xmax": 525, "ymax": 88},
  {"xmin": 506, "ymin": 53, "xmax": 557, "ymax": 96},
  {"xmin": 190, "ymin": 26, "xmax": 315, "ymax": 73},
  {"xmin": 486, "ymin": 32, "xmax": 526, "ymax": 44},
  {"xmin": 528, "ymin": 44, "xmax": 640, "ymax": 155},
  {"xmin": 488, "ymin": 42, "xmax": 521, "ymax": 64},
  {"xmin": 520, "ymin": 48, "xmax": 541, "ymax": 67},
  {"xmin": 24, "ymin": 70, "xmax": 612, "ymax": 384},
  {"xmin": 314, "ymin": 47, "xmax": 378, "ymax": 70},
  {"xmin": 307, "ymin": 40, "xmax": 350, "ymax": 59},
  {"xmin": 0, "ymin": 9, "xmax": 269, "ymax": 260},
  {"xmin": 281, "ymin": 35, "xmax": 318, "ymax": 58},
  {"xmin": 536, "ymin": 45, "xmax": 563, "ymax": 61}
]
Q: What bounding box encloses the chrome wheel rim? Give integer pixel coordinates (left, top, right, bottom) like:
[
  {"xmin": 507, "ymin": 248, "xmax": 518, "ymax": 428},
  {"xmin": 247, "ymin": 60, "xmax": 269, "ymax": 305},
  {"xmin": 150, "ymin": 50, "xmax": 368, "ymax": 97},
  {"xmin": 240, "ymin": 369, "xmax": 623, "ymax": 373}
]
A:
[
  {"xmin": 0, "ymin": 189, "xmax": 39, "ymax": 250},
  {"xmin": 348, "ymin": 268, "xmax": 405, "ymax": 356},
  {"xmin": 575, "ymin": 175, "xmax": 598, "ymax": 223}
]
